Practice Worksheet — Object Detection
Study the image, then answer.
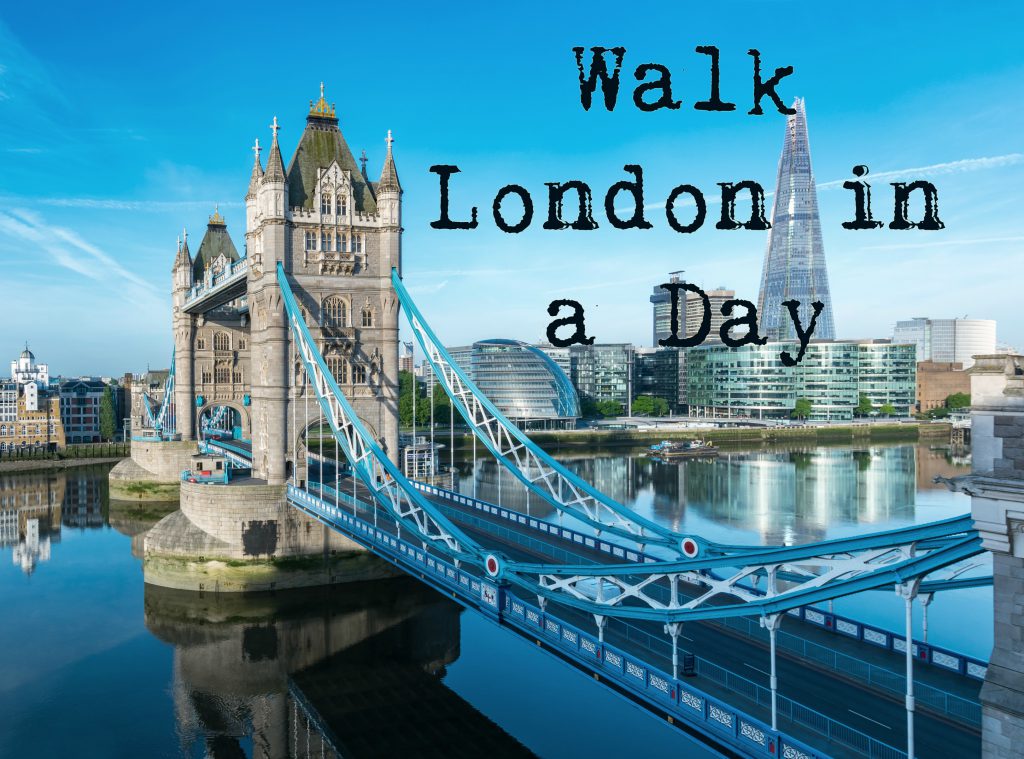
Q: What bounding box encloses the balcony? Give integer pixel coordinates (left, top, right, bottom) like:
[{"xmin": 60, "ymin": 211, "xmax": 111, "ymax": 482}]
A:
[{"xmin": 183, "ymin": 258, "xmax": 249, "ymax": 314}]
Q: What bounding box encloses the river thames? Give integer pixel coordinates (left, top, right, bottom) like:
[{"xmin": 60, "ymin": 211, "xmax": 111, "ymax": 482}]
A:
[{"xmin": 0, "ymin": 442, "xmax": 984, "ymax": 757}]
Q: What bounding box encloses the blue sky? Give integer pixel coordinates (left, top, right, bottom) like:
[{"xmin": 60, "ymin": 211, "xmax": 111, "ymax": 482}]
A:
[{"xmin": 0, "ymin": 1, "xmax": 1021, "ymax": 376}]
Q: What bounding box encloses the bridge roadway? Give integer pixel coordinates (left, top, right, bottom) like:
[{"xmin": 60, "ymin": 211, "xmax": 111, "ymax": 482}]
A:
[{"xmin": 210, "ymin": 440, "xmax": 981, "ymax": 757}]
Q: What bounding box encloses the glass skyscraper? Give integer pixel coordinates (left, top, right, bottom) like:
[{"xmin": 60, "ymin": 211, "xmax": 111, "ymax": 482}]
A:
[{"xmin": 757, "ymin": 98, "xmax": 836, "ymax": 341}]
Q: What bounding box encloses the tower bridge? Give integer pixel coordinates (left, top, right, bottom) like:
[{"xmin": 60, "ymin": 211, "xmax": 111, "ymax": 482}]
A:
[{"xmin": 107, "ymin": 86, "xmax": 1022, "ymax": 757}]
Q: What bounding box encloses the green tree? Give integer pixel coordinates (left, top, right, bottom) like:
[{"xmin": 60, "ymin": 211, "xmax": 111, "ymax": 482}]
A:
[
  {"xmin": 927, "ymin": 406, "xmax": 950, "ymax": 419},
  {"xmin": 945, "ymin": 392, "xmax": 971, "ymax": 409},
  {"xmin": 879, "ymin": 403, "xmax": 897, "ymax": 417},
  {"xmin": 579, "ymin": 394, "xmax": 600, "ymax": 418},
  {"xmin": 99, "ymin": 385, "xmax": 116, "ymax": 441},
  {"xmin": 791, "ymin": 397, "xmax": 812, "ymax": 420},
  {"xmin": 595, "ymin": 399, "xmax": 623, "ymax": 417},
  {"xmin": 631, "ymin": 395, "xmax": 669, "ymax": 416},
  {"xmin": 855, "ymin": 393, "xmax": 874, "ymax": 417}
]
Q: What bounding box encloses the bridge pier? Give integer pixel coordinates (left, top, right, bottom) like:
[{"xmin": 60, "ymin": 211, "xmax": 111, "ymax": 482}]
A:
[
  {"xmin": 143, "ymin": 478, "xmax": 397, "ymax": 592},
  {"xmin": 960, "ymin": 354, "xmax": 1024, "ymax": 758},
  {"xmin": 108, "ymin": 437, "xmax": 196, "ymax": 501}
]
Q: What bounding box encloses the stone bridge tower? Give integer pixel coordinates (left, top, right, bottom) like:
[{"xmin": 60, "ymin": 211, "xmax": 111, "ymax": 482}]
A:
[{"xmin": 246, "ymin": 85, "xmax": 401, "ymax": 484}]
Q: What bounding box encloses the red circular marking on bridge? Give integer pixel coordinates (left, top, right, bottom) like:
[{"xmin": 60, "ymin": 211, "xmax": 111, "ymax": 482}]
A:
[
  {"xmin": 681, "ymin": 538, "xmax": 699, "ymax": 558},
  {"xmin": 485, "ymin": 554, "xmax": 500, "ymax": 577}
]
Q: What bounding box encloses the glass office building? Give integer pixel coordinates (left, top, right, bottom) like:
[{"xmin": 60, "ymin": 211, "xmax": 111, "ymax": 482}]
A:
[
  {"xmin": 686, "ymin": 341, "xmax": 916, "ymax": 420},
  {"xmin": 447, "ymin": 340, "xmax": 579, "ymax": 429},
  {"xmin": 892, "ymin": 317, "xmax": 996, "ymax": 368},
  {"xmin": 569, "ymin": 344, "xmax": 634, "ymax": 410},
  {"xmin": 757, "ymin": 98, "xmax": 836, "ymax": 341}
]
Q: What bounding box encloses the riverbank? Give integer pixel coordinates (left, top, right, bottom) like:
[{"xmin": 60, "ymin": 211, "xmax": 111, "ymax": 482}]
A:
[
  {"xmin": 410, "ymin": 421, "xmax": 954, "ymax": 452},
  {"xmin": 0, "ymin": 456, "xmax": 123, "ymax": 474}
]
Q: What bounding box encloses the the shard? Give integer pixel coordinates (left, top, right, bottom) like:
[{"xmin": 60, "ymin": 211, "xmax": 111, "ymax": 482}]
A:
[{"xmin": 757, "ymin": 98, "xmax": 836, "ymax": 340}]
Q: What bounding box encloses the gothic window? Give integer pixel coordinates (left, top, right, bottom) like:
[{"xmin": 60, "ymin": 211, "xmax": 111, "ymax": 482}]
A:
[
  {"xmin": 0, "ymin": 426, "xmax": 5, "ymax": 436},
  {"xmin": 214, "ymin": 332, "xmax": 231, "ymax": 351},
  {"xmin": 305, "ymin": 231, "xmax": 316, "ymax": 250},
  {"xmin": 201, "ymin": 366, "xmax": 213, "ymax": 384},
  {"xmin": 321, "ymin": 231, "xmax": 333, "ymax": 251},
  {"xmin": 215, "ymin": 364, "xmax": 230, "ymax": 384},
  {"xmin": 237, "ymin": 338, "xmax": 247, "ymax": 350},
  {"xmin": 337, "ymin": 196, "xmax": 347, "ymax": 216},
  {"xmin": 335, "ymin": 233, "xmax": 343, "ymax": 252},
  {"xmin": 321, "ymin": 192, "xmax": 332, "ymax": 215},
  {"xmin": 354, "ymin": 234, "xmax": 363, "ymax": 253},
  {"xmin": 326, "ymin": 356, "xmax": 347, "ymax": 384},
  {"xmin": 352, "ymin": 364, "xmax": 367, "ymax": 384},
  {"xmin": 196, "ymin": 337, "xmax": 206, "ymax": 350},
  {"xmin": 361, "ymin": 307, "xmax": 373, "ymax": 328},
  {"xmin": 233, "ymin": 369, "xmax": 243, "ymax": 384},
  {"xmin": 321, "ymin": 296, "xmax": 347, "ymax": 328},
  {"xmin": 340, "ymin": 233, "xmax": 348, "ymax": 252}
]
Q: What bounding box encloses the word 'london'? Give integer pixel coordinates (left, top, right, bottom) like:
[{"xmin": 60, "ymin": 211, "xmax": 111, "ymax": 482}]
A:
[{"xmin": 428, "ymin": 46, "xmax": 946, "ymax": 364}]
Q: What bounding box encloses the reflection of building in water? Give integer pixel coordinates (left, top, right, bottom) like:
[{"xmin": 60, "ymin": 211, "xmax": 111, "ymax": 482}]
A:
[
  {"xmin": 461, "ymin": 455, "xmax": 637, "ymax": 522},
  {"xmin": 0, "ymin": 471, "xmax": 63, "ymax": 573},
  {"xmin": 145, "ymin": 577, "xmax": 528, "ymax": 758},
  {"xmin": 677, "ymin": 447, "xmax": 917, "ymax": 545},
  {"xmin": 11, "ymin": 518, "xmax": 50, "ymax": 574},
  {"xmin": 61, "ymin": 472, "xmax": 105, "ymax": 529},
  {"xmin": 915, "ymin": 445, "xmax": 971, "ymax": 491}
]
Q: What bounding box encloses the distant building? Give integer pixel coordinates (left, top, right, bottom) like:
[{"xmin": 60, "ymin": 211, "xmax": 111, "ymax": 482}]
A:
[
  {"xmin": 686, "ymin": 341, "xmax": 916, "ymax": 421},
  {"xmin": 10, "ymin": 344, "xmax": 49, "ymax": 387},
  {"xmin": 892, "ymin": 317, "xmax": 996, "ymax": 368},
  {"xmin": 0, "ymin": 346, "xmax": 65, "ymax": 452},
  {"xmin": 758, "ymin": 98, "xmax": 836, "ymax": 341},
  {"xmin": 399, "ymin": 341, "xmax": 414, "ymax": 374},
  {"xmin": 916, "ymin": 361, "xmax": 971, "ymax": 413},
  {"xmin": 633, "ymin": 348, "xmax": 683, "ymax": 411},
  {"xmin": 58, "ymin": 378, "xmax": 107, "ymax": 444},
  {"xmin": 649, "ymin": 272, "xmax": 735, "ymax": 346},
  {"xmin": 447, "ymin": 340, "xmax": 579, "ymax": 429},
  {"xmin": 570, "ymin": 344, "xmax": 634, "ymax": 411}
]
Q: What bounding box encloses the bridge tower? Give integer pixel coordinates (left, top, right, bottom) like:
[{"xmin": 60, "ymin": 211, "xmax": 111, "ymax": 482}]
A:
[
  {"xmin": 961, "ymin": 354, "xmax": 1024, "ymax": 757},
  {"xmin": 246, "ymin": 85, "xmax": 401, "ymax": 484}
]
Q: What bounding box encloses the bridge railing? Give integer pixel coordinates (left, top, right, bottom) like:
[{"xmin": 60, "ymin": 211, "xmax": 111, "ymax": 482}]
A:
[
  {"xmin": 414, "ymin": 480, "xmax": 983, "ymax": 726},
  {"xmin": 290, "ymin": 484, "xmax": 854, "ymax": 759},
  {"xmin": 184, "ymin": 258, "xmax": 248, "ymax": 305},
  {"xmin": 292, "ymin": 482, "xmax": 915, "ymax": 759}
]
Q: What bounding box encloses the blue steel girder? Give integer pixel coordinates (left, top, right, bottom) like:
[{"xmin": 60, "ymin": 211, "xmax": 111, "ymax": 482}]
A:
[
  {"xmin": 143, "ymin": 348, "xmax": 176, "ymax": 435},
  {"xmin": 278, "ymin": 263, "xmax": 481, "ymax": 561},
  {"xmin": 392, "ymin": 268, "xmax": 720, "ymax": 557},
  {"xmin": 282, "ymin": 265, "xmax": 987, "ymax": 628}
]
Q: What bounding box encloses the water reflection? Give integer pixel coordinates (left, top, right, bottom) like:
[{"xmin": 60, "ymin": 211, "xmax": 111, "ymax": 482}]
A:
[
  {"xmin": 457, "ymin": 443, "xmax": 971, "ymax": 546},
  {"xmin": 145, "ymin": 579, "xmax": 533, "ymax": 758}
]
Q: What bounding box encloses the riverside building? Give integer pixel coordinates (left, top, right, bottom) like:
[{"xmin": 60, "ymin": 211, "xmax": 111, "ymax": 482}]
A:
[{"xmin": 685, "ymin": 340, "xmax": 916, "ymax": 421}]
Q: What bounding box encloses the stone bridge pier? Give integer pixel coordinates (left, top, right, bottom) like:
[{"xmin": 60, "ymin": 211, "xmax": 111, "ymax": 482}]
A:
[{"xmin": 958, "ymin": 354, "xmax": 1024, "ymax": 758}]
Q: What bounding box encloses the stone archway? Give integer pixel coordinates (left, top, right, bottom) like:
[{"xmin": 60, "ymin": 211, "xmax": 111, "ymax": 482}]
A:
[{"xmin": 197, "ymin": 400, "xmax": 252, "ymax": 441}]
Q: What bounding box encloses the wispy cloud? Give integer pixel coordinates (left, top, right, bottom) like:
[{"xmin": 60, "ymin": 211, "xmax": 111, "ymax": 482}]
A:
[
  {"xmin": 0, "ymin": 209, "xmax": 160, "ymax": 307},
  {"xmin": 859, "ymin": 235, "xmax": 1024, "ymax": 252},
  {"xmin": 817, "ymin": 154, "xmax": 1024, "ymax": 189},
  {"xmin": 632, "ymin": 153, "xmax": 1023, "ymax": 212},
  {"xmin": 0, "ymin": 196, "xmax": 244, "ymax": 211},
  {"xmin": 407, "ymin": 279, "xmax": 449, "ymax": 295}
]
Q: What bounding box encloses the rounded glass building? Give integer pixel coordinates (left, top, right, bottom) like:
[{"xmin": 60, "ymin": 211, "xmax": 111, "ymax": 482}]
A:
[{"xmin": 456, "ymin": 340, "xmax": 579, "ymax": 429}]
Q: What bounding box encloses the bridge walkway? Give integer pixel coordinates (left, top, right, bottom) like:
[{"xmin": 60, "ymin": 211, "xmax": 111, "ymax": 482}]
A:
[{"xmin": 308, "ymin": 470, "xmax": 978, "ymax": 759}]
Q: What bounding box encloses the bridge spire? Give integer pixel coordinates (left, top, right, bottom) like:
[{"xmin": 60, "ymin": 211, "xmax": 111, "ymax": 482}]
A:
[
  {"xmin": 246, "ymin": 137, "xmax": 264, "ymax": 199},
  {"xmin": 263, "ymin": 117, "xmax": 286, "ymax": 183},
  {"xmin": 377, "ymin": 129, "xmax": 401, "ymax": 193}
]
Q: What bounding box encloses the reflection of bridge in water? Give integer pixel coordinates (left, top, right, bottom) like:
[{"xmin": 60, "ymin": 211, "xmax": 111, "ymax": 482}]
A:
[{"xmin": 144, "ymin": 578, "xmax": 532, "ymax": 758}]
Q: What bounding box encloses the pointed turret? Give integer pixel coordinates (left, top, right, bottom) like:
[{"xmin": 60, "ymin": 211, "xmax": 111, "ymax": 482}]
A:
[
  {"xmin": 246, "ymin": 138, "xmax": 264, "ymax": 200},
  {"xmin": 263, "ymin": 117, "xmax": 286, "ymax": 183},
  {"xmin": 173, "ymin": 228, "xmax": 192, "ymax": 271},
  {"xmin": 377, "ymin": 130, "xmax": 401, "ymax": 194}
]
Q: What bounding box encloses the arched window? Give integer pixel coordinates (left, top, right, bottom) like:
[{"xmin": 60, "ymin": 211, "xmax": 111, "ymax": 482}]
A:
[
  {"xmin": 201, "ymin": 366, "xmax": 212, "ymax": 384},
  {"xmin": 352, "ymin": 364, "xmax": 367, "ymax": 384},
  {"xmin": 232, "ymin": 369, "xmax": 242, "ymax": 384},
  {"xmin": 0, "ymin": 425, "xmax": 6, "ymax": 436},
  {"xmin": 320, "ymin": 192, "xmax": 332, "ymax": 215},
  {"xmin": 326, "ymin": 356, "xmax": 347, "ymax": 384},
  {"xmin": 340, "ymin": 233, "xmax": 348, "ymax": 252},
  {"xmin": 213, "ymin": 332, "xmax": 230, "ymax": 351},
  {"xmin": 215, "ymin": 364, "xmax": 230, "ymax": 384},
  {"xmin": 304, "ymin": 231, "xmax": 316, "ymax": 250},
  {"xmin": 321, "ymin": 296, "xmax": 347, "ymax": 328},
  {"xmin": 361, "ymin": 307, "xmax": 373, "ymax": 327},
  {"xmin": 196, "ymin": 337, "xmax": 206, "ymax": 350},
  {"xmin": 337, "ymin": 196, "xmax": 347, "ymax": 216},
  {"xmin": 354, "ymin": 234, "xmax": 363, "ymax": 253}
]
